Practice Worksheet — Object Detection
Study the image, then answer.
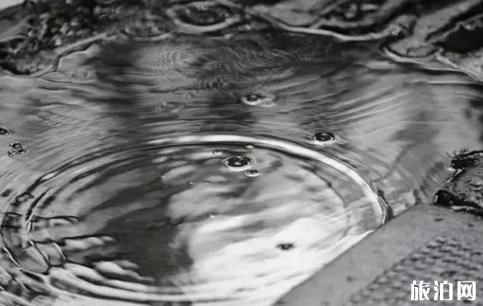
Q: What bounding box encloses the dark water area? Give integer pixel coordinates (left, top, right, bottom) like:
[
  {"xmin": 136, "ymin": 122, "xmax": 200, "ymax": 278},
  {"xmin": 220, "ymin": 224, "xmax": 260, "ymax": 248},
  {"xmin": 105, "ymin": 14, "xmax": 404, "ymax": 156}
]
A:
[{"xmin": 0, "ymin": 0, "xmax": 482, "ymax": 305}]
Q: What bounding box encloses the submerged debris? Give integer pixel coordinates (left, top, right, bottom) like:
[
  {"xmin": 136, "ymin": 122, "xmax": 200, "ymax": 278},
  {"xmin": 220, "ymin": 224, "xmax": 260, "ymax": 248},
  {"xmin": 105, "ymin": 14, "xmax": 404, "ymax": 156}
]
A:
[
  {"xmin": 0, "ymin": 0, "xmax": 169, "ymax": 74},
  {"xmin": 434, "ymin": 150, "xmax": 483, "ymax": 215},
  {"xmin": 7, "ymin": 142, "xmax": 26, "ymax": 157},
  {"xmin": 2, "ymin": 0, "xmax": 483, "ymax": 79}
]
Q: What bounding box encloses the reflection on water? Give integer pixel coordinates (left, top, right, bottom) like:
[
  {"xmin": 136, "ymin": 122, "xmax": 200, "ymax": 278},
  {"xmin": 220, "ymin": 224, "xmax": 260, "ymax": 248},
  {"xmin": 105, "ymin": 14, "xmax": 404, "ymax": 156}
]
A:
[{"xmin": 0, "ymin": 2, "xmax": 483, "ymax": 306}]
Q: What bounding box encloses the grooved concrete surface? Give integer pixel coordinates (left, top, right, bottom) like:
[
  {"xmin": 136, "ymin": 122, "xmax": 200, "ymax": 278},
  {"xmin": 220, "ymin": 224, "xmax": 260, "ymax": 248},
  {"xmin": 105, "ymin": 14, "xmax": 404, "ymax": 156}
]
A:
[{"xmin": 277, "ymin": 204, "xmax": 483, "ymax": 306}]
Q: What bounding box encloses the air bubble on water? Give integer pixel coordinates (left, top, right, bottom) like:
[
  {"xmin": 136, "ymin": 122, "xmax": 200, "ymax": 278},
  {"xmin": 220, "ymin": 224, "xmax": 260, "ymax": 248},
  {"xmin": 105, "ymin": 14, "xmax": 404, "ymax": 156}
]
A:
[
  {"xmin": 245, "ymin": 169, "xmax": 259, "ymax": 177},
  {"xmin": 311, "ymin": 132, "xmax": 336, "ymax": 145},
  {"xmin": 0, "ymin": 127, "xmax": 9, "ymax": 135},
  {"xmin": 277, "ymin": 243, "xmax": 295, "ymax": 251},
  {"xmin": 223, "ymin": 155, "xmax": 253, "ymax": 171},
  {"xmin": 240, "ymin": 93, "xmax": 276, "ymax": 107}
]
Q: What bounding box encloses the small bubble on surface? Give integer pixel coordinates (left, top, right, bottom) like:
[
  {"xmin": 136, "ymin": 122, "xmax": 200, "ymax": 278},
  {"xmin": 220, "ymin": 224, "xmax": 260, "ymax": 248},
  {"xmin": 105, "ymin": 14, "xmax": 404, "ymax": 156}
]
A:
[
  {"xmin": 277, "ymin": 243, "xmax": 295, "ymax": 251},
  {"xmin": 0, "ymin": 127, "xmax": 9, "ymax": 135},
  {"xmin": 223, "ymin": 155, "xmax": 253, "ymax": 171},
  {"xmin": 311, "ymin": 132, "xmax": 336, "ymax": 145},
  {"xmin": 245, "ymin": 169, "xmax": 259, "ymax": 177},
  {"xmin": 240, "ymin": 93, "xmax": 276, "ymax": 107}
]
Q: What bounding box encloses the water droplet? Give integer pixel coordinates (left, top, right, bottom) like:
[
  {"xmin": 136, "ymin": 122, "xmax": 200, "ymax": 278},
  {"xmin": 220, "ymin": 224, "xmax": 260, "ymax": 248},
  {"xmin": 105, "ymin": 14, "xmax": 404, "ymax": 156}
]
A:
[
  {"xmin": 277, "ymin": 243, "xmax": 295, "ymax": 251},
  {"xmin": 223, "ymin": 155, "xmax": 253, "ymax": 171},
  {"xmin": 245, "ymin": 169, "xmax": 260, "ymax": 177},
  {"xmin": 0, "ymin": 127, "xmax": 9, "ymax": 135},
  {"xmin": 240, "ymin": 93, "xmax": 276, "ymax": 107},
  {"xmin": 311, "ymin": 132, "xmax": 336, "ymax": 145}
]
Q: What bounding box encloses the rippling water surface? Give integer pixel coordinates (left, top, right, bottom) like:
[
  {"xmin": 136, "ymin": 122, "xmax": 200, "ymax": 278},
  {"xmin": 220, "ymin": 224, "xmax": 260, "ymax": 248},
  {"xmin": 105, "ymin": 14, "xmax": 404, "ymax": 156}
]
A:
[{"xmin": 0, "ymin": 1, "xmax": 483, "ymax": 305}]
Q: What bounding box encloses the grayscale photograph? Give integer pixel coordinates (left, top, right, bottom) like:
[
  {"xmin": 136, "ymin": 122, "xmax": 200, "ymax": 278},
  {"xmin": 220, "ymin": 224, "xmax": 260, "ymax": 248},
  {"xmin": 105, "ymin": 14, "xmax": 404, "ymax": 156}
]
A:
[{"xmin": 0, "ymin": 0, "xmax": 482, "ymax": 305}]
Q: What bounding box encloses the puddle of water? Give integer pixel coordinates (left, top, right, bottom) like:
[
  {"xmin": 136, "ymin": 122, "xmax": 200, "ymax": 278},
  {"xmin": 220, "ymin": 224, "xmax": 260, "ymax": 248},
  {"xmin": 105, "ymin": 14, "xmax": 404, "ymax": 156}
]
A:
[
  {"xmin": 0, "ymin": 135, "xmax": 383, "ymax": 306},
  {"xmin": 0, "ymin": 1, "xmax": 483, "ymax": 306}
]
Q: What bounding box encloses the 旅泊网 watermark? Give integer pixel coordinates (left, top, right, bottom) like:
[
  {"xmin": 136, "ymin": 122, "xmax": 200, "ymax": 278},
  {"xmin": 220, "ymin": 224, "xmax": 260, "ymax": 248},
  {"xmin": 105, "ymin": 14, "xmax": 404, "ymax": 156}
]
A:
[{"xmin": 410, "ymin": 280, "xmax": 476, "ymax": 302}]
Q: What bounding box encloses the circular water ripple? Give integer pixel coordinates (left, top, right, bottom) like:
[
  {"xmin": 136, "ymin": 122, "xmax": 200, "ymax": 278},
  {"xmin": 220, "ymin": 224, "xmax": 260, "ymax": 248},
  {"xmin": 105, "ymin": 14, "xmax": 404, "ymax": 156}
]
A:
[{"xmin": 0, "ymin": 134, "xmax": 385, "ymax": 306}]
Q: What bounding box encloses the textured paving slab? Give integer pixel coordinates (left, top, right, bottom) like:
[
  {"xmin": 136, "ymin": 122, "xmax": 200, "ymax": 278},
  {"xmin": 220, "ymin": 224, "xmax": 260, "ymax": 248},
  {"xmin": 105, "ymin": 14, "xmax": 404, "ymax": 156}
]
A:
[{"xmin": 277, "ymin": 203, "xmax": 483, "ymax": 305}]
